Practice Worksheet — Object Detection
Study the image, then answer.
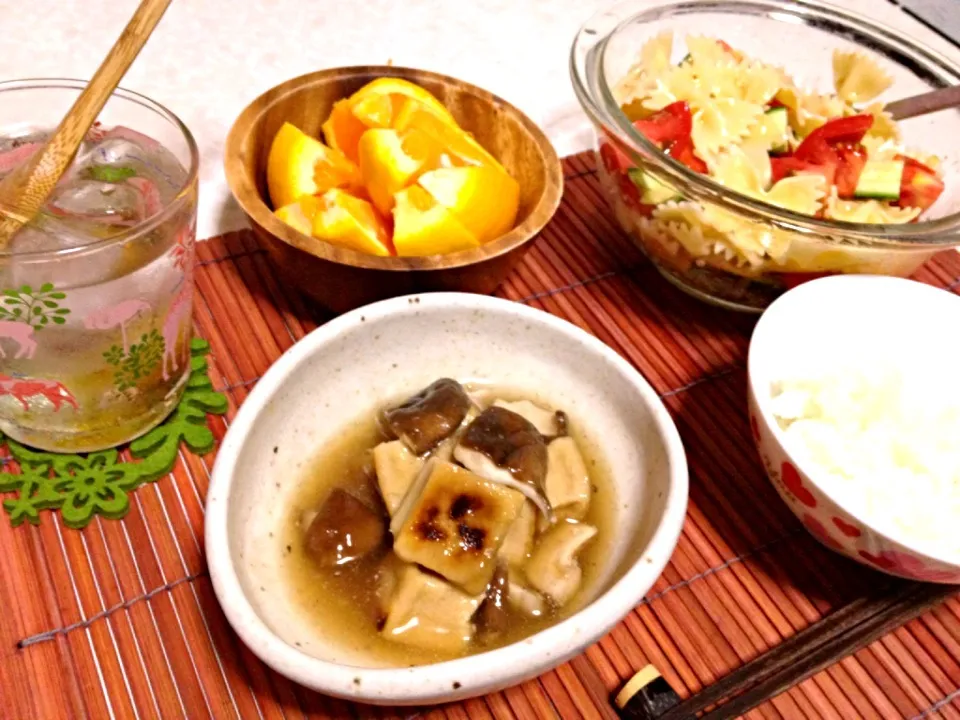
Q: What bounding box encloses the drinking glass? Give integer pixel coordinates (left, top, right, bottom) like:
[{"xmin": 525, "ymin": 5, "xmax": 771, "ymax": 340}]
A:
[{"xmin": 0, "ymin": 79, "xmax": 199, "ymax": 452}]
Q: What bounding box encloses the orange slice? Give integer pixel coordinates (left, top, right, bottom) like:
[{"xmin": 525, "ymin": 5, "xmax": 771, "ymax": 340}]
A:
[
  {"xmin": 417, "ymin": 166, "xmax": 520, "ymax": 243},
  {"xmin": 322, "ymin": 100, "xmax": 368, "ymax": 164},
  {"xmin": 394, "ymin": 99, "xmax": 505, "ymax": 171},
  {"xmin": 357, "ymin": 126, "xmax": 450, "ymax": 215},
  {"xmin": 358, "ymin": 129, "xmax": 422, "ymax": 215},
  {"xmin": 311, "ymin": 188, "xmax": 393, "ymax": 256},
  {"xmin": 349, "ymin": 78, "xmax": 455, "ymax": 126},
  {"xmin": 267, "ymin": 122, "xmax": 362, "ymax": 208},
  {"xmin": 274, "ymin": 195, "xmax": 322, "ymax": 235},
  {"xmin": 392, "ymin": 185, "xmax": 479, "ymax": 257},
  {"xmin": 351, "ymin": 93, "xmax": 398, "ymax": 129}
]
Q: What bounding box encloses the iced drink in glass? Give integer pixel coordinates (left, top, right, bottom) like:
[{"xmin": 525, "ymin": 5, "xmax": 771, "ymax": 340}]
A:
[{"xmin": 0, "ymin": 80, "xmax": 199, "ymax": 452}]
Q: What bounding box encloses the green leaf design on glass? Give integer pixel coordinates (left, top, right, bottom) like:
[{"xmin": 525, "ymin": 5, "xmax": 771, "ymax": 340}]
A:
[
  {"xmin": 86, "ymin": 165, "xmax": 137, "ymax": 183},
  {"xmin": 104, "ymin": 330, "xmax": 164, "ymax": 392},
  {"xmin": 0, "ymin": 339, "xmax": 227, "ymax": 529},
  {"xmin": 0, "ymin": 283, "xmax": 71, "ymax": 329}
]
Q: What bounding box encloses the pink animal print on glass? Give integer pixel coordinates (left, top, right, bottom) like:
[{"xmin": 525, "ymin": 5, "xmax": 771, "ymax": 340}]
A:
[
  {"xmin": 83, "ymin": 299, "xmax": 152, "ymax": 354},
  {"xmin": 171, "ymin": 226, "xmax": 195, "ymax": 275},
  {"xmin": 0, "ymin": 375, "xmax": 78, "ymax": 412},
  {"xmin": 0, "ymin": 321, "xmax": 37, "ymax": 359},
  {"xmin": 162, "ymin": 282, "xmax": 192, "ymax": 382}
]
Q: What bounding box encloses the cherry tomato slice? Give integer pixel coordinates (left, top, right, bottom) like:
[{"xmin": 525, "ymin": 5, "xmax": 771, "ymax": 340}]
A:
[
  {"xmin": 834, "ymin": 144, "xmax": 868, "ymax": 199},
  {"xmin": 665, "ymin": 135, "xmax": 708, "ymax": 173},
  {"xmin": 794, "ymin": 114, "xmax": 873, "ymax": 163},
  {"xmin": 896, "ymin": 154, "xmax": 944, "ymax": 211},
  {"xmin": 633, "ymin": 101, "xmax": 693, "ymax": 146},
  {"xmin": 770, "ymin": 156, "xmax": 837, "ymax": 186},
  {"xmin": 599, "ymin": 140, "xmax": 635, "ymax": 174},
  {"xmin": 616, "ymin": 173, "xmax": 655, "ymax": 217}
]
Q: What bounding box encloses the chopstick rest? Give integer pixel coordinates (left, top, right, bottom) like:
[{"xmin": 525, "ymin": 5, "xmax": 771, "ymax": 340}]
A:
[{"xmin": 614, "ymin": 665, "xmax": 689, "ymax": 720}]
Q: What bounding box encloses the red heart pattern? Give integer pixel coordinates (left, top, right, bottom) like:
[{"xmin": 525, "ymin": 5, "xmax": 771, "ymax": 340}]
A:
[
  {"xmin": 858, "ymin": 549, "xmax": 960, "ymax": 582},
  {"xmin": 832, "ymin": 517, "xmax": 862, "ymax": 538},
  {"xmin": 750, "ymin": 415, "xmax": 761, "ymax": 443},
  {"xmin": 859, "ymin": 550, "xmax": 896, "ymax": 570},
  {"xmin": 802, "ymin": 514, "xmax": 842, "ymax": 551},
  {"xmin": 781, "ymin": 461, "xmax": 817, "ymax": 508}
]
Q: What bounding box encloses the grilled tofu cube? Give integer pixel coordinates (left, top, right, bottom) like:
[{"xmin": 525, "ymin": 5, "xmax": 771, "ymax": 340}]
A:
[
  {"xmin": 373, "ymin": 440, "xmax": 424, "ymax": 516},
  {"xmin": 392, "ymin": 460, "xmax": 524, "ymax": 594},
  {"xmin": 381, "ymin": 565, "xmax": 483, "ymax": 653}
]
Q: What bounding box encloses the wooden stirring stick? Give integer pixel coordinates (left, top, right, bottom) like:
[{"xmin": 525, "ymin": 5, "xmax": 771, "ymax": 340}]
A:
[{"xmin": 0, "ymin": 0, "xmax": 175, "ymax": 247}]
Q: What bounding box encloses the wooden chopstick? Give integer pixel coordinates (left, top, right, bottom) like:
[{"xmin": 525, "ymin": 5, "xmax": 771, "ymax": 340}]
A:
[
  {"xmin": 651, "ymin": 580, "xmax": 958, "ymax": 720},
  {"xmin": 572, "ymin": 655, "xmax": 622, "ymax": 720}
]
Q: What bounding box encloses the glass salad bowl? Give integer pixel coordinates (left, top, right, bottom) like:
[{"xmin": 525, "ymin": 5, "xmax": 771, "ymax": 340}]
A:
[{"xmin": 571, "ymin": 0, "xmax": 960, "ymax": 311}]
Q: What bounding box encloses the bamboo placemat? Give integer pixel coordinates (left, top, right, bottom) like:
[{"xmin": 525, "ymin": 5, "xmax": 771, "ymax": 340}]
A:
[{"xmin": 3, "ymin": 151, "xmax": 960, "ymax": 720}]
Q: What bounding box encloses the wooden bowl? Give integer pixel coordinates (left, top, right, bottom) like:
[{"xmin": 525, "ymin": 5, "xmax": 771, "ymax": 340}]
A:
[{"xmin": 224, "ymin": 66, "xmax": 563, "ymax": 313}]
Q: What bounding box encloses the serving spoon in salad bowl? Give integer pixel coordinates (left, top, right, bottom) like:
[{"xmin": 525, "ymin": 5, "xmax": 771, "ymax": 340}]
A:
[
  {"xmin": 885, "ymin": 84, "xmax": 960, "ymax": 120},
  {"xmin": 0, "ymin": 0, "xmax": 174, "ymax": 248}
]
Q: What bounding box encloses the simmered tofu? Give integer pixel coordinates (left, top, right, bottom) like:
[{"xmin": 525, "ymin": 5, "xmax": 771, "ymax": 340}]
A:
[
  {"xmin": 392, "ymin": 460, "xmax": 525, "ymax": 594},
  {"xmin": 525, "ymin": 522, "xmax": 597, "ymax": 606},
  {"xmin": 492, "ymin": 399, "xmax": 559, "ymax": 437},
  {"xmin": 498, "ymin": 500, "xmax": 536, "ymax": 568},
  {"xmin": 544, "ymin": 437, "xmax": 591, "ymax": 520},
  {"xmin": 381, "ymin": 565, "xmax": 483, "ymax": 653},
  {"xmin": 506, "ymin": 571, "xmax": 546, "ymax": 617},
  {"xmin": 373, "ymin": 440, "xmax": 424, "ymax": 515}
]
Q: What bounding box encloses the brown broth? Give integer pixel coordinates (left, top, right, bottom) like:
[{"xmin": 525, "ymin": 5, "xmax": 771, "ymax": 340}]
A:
[{"xmin": 280, "ymin": 388, "xmax": 617, "ymax": 666}]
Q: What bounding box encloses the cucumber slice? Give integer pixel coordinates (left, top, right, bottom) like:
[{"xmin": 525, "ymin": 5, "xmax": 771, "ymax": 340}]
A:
[
  {"xmin": 763, "ymin": 107, "xmax": 790, "ymax": 153},
  {"xmin": 627, "ymin": 168, "xmax": 682, "ymax": 205},
  {"xmin": 854, "ymin": 160, "xmax": 904, "ymax": 200}
]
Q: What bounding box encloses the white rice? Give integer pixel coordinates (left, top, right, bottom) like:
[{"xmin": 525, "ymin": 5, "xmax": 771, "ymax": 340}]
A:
[{"xmin": 770, "ymin": 362, "xmax": 960, "ymax": 562}]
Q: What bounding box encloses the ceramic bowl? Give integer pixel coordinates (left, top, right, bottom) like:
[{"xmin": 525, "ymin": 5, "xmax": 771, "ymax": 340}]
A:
[
  {"xmin": 224, "ymin": 66, "xmax": 563, "ymax": 314},
  {"xmin": 748, "ymin": 274, "xmax": 960, "ymax": 583},
  {"xmin": 205, "ymin": 292, "xmax": 688, "ymax": 705}
]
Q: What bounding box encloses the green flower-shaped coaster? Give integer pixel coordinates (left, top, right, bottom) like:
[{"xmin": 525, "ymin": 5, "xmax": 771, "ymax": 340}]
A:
[{"xmin": 0, "ymin": 338, "xmax": 228, "ymax": 529}]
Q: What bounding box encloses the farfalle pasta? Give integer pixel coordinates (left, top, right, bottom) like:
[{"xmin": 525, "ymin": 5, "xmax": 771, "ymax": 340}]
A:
[{"xmin": 597, "ymin": 32, "xmax": 946, "ymax": 296}]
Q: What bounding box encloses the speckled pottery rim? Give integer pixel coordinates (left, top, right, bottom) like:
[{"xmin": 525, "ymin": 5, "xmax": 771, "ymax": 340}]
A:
[{"xmin": 205, "ymin": 292, "xmax": 689, "ymax": 705}]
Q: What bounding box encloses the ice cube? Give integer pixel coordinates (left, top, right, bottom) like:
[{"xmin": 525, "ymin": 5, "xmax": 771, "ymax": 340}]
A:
[
  {"xmin": 6, "ymin": 215, "xmax": 123, "ymax": 291},
  {"xmin": 75, "ymin": 127, "xmax": 187, "ymax": 198},
  {"xmin": 49, "ymin": 178, "xmax": 143, "ymax": 227},
  {"xmin": 83, "ymin": 136, "xmax": 147, "ymax": 168}
]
